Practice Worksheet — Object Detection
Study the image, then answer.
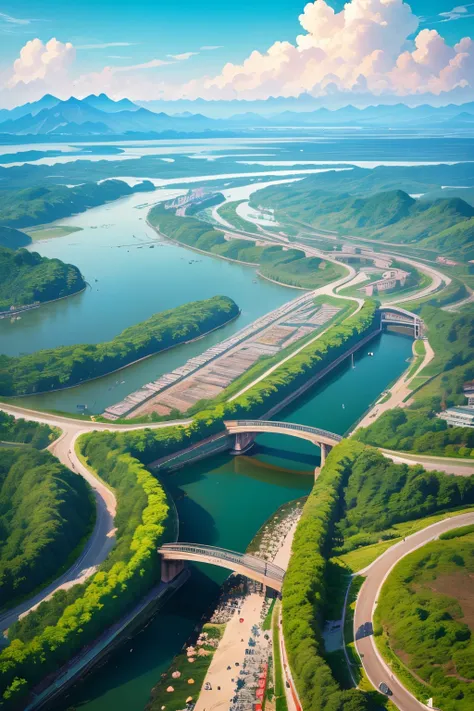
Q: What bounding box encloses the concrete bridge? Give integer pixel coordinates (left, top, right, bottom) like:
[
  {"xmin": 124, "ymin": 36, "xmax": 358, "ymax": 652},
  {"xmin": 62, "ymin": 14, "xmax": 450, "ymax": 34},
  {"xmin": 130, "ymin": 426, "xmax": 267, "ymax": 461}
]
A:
[
  {"xmin": 224, "ymin": 419, "xmax": 342, "ymax": 466},
  {"xmin": 380, "ymin": 305, "xmax": 423, "ymax": 338},
  {"xmin": 158, "ymin": 543, "xmax": 286, "ymax": 592}
]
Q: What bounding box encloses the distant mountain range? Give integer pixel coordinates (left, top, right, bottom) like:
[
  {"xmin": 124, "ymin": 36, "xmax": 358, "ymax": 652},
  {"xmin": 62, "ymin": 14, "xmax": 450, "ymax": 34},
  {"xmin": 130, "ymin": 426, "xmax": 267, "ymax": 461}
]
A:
[{"xmin": 0, "ymin": 93, "xmax": 474, "ymax": 136}]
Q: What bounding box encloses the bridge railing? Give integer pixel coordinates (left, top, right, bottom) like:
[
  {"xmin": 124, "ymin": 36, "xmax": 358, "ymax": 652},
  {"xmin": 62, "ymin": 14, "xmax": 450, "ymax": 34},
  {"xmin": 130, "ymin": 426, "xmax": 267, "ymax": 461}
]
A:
[
  {"xmin": 226, "ymin": 420, "xmax": 342, "ymax": 442},
  {"xmin": 159, "ymin": 543, "xmax": 285, "ymax": 581}
]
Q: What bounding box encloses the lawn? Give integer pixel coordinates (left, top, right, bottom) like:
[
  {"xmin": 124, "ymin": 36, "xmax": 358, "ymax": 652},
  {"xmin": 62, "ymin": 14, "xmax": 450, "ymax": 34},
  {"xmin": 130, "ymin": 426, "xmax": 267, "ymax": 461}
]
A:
[
  {"xmin": 146, "ymin": 623, "xmax": 224, "ymax": 711},
  {"xmin": 374, "ymin": 530, "xmax": 474, "ymax": 710}
]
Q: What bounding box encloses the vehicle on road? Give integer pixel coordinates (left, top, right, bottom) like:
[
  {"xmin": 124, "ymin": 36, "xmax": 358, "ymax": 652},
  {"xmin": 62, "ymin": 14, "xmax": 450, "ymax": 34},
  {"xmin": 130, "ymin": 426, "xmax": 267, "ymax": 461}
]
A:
[{"xmin": 378, "ymin": 682, "xmax": 393, "ymax": 696}]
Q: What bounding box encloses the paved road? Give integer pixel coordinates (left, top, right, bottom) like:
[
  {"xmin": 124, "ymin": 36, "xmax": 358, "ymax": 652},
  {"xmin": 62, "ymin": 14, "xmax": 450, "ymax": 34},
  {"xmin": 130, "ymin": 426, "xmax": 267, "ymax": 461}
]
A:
[
  {"xmin": 354, "ymin": 511, "xmax": 474, "ymax": 711},
  {"xmin": 0, "ymin": 405, "xmax": 192, "ymax": 632},
  {"xmin": 381, "ymin": 448, "xmax": 474, "ymax": 476}
]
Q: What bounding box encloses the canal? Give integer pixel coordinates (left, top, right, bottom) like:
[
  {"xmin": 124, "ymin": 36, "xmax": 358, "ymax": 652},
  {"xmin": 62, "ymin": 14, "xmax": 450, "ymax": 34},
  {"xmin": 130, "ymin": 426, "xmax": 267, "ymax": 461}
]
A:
[{"xmin": 57, "ymin": 329, "xmax": 412, "ymax": 711}]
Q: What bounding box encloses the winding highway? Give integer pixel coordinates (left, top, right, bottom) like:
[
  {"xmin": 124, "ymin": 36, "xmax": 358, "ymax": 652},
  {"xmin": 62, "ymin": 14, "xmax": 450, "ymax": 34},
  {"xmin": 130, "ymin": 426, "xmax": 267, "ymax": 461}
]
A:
[
  {"xmin": 353, "ymin": 511, "xmax": 474, "ymax": 711},
  {"xmin": 0, "ymin": 406, "xmax": 192, "ymax": 633}
]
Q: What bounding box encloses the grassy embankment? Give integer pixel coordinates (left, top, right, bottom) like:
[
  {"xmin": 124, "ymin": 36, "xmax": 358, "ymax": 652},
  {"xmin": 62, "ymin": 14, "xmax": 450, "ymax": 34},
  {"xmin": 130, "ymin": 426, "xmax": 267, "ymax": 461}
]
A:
[
  {"xmin": 272, "ymin": 601, "xmax": 288, "ymax": 711},
  {"xmin": 148, "ymin": 203, "xmax": 347, "ymax": 289},
  {"xmin": 145, "ymin": 624, "xmax": 224, "ymax": 711},
  {"xmin": 374, "ymin": 527, "xmax": 474, "ymax": 710}
]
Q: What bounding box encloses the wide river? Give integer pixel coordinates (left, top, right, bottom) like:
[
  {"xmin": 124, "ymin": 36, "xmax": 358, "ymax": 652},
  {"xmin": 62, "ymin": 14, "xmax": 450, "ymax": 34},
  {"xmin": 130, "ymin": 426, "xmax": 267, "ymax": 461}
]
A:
[
  {"xmin": 1, "ymin": 172, "xmax": 413, "ymax": 710},
  {"xmin": 0, "ymin": 183, "xmax": 296, "ymax": 414}
]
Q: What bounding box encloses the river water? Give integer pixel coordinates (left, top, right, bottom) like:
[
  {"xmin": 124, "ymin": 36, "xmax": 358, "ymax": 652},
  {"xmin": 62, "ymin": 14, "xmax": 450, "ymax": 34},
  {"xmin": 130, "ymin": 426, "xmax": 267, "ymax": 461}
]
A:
[
  {"xmin": 1, "ymin": 165, "xmax": 413, "ymax": 710},
  {"xmin": 1, "ymin": 187, "xmax": 295, "ymax": 414},
  {"xmin": 57, "ymin": 330, "xmax": 411, "ymax": 711}
]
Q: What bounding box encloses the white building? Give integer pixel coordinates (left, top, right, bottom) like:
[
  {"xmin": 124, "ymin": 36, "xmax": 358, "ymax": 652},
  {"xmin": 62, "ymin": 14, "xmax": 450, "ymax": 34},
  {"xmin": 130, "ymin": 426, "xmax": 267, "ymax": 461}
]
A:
[{"xmin": 437, "ymin": 406, "xmax": 474, "ymax": 429}]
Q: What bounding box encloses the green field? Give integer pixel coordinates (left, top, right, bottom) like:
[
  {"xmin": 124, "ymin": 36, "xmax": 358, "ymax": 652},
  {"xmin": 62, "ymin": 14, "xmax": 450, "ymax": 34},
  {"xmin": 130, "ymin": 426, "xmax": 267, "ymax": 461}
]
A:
[{"xmin": 375, "ymin": 530, "xmax": 474, "ymax": 710}]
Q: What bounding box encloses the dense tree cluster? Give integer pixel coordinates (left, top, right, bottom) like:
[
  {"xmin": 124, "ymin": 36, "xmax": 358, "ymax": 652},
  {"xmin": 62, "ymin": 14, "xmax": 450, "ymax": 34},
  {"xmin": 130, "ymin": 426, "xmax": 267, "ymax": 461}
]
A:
[
  {"xmin": 0, "ymin": 227, "xmax": 30, "ymax": 251},
  {"xmin": 336, "ymin": 446, "xmax": 474, "ymax": 538},
  {"xmin": 148, "ymin": 204, "xmax": 346, "ymax": 288},
  {"xmin": 0, "ymin": 246, "xmax": 85, "ymax": 312},
  {"xmin": 0, "ymin": 295, "xmax": 239, "ymax": 396},
  {"xmin": 0, "ymin": 180, "xmax": 154, "ymax": 229},
  {"xmin": 0, "ymin": 441, "xmax": 170, "ymax": 708},
  {"xmin": 282, "ymin": 440, "xmax": 372, "ymax": 711},
  {"xmin": 0, "ymin": 412, "xmax": 57, "ymax": 450},
  {"xmin": 0, "ymin": 448, "xmax": 93, "ymax": 608}
]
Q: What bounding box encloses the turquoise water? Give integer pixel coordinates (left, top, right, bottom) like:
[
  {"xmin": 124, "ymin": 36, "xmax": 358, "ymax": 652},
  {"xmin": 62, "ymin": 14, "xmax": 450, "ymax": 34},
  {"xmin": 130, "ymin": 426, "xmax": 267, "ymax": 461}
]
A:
[{"xmin": 59, "ymin": 331, "xmax": 412, "ymax": 711}]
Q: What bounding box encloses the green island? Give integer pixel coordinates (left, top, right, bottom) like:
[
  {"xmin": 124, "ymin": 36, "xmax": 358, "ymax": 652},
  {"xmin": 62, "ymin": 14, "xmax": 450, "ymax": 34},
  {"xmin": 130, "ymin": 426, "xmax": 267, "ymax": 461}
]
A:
[
  {"xmin": 0, "ymin": 179, "xmax": 155, "ymax": 229},
  {"xmin": 0, "ymin": 246, "xmax": 86, "ymax": 313},
  {"xmin": 0, "ymin": 295, "xmax": 240, "ymax": 396},
  {"xmin": 374, "ymin": 527, "xmax": 474, "ymax": 711},
  {"xmin": 0, "ymin": 414, "xmax": 93, "ymax": 609},
  {"xmin": 148, "ymin": 203, "xmax": 347, "ymax": 289},
  {"xmin": 216, "ymin": 199, "xmax": 260, "ymax": 234},
  {"xmin": 251, "ymin": 175, "xmax": 474, "ymax": 261}
]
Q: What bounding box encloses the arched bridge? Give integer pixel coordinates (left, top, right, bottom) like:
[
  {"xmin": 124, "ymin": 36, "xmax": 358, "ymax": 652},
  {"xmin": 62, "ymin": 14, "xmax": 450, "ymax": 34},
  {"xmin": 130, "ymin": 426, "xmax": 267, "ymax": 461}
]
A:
[
  {"xmin": 224, "ymin": 419, "xmax": 342, "ymax": 466},
  {"xmin": 380, "ymin": 306, "xmax": 423, "ymax": 338},
  {"xmin": 158, "ymin": 543, "xmax": 286, "ymax": 592}
]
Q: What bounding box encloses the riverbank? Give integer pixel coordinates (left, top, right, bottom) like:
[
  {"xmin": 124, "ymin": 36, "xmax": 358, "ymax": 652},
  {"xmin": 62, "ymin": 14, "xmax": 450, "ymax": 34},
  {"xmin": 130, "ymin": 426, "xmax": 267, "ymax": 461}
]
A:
[
  {"xmin": 149, "ymin": 500, "xmax": 304, "ymax": 711},
  {"xmin": 353, "ymin": 335, "xmax": 435, "ymax": 432}
]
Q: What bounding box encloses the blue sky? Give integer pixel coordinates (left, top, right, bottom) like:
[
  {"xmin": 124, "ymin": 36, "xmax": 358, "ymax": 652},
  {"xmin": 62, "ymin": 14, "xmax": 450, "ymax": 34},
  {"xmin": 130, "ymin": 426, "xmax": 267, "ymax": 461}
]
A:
[{"xmin": 1, "ymin": 0, "xmax": 474, "ymax": 107}]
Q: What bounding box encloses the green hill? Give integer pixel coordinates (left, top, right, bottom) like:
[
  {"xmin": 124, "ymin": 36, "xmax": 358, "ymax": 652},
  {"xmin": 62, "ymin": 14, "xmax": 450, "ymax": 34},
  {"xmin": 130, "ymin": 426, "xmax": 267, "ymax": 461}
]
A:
[
  {"xmin": 0, "ymin": 246, "xmax": 85, "ymax": 312},
  {"xmin": 253, "ymin": 184, "xmax": 474, "ymax": 260},
  {"xmin": 0, "ymin": 179, "xmax": 154, "ymax": 229},
  {"xmin": 0, "ymin": 225, "xmax": 31, "ymax": 250},
  {"xmin": 0, "ymin": 447, "xmax": 93, "ymax": 608}
]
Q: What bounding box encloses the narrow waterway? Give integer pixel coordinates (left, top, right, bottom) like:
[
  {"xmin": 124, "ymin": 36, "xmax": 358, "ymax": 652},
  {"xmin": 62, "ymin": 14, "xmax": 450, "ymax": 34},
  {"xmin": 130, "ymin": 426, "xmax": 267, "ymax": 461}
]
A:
[{"xmin": 58, "ymin": 330, "xmax": 412, "ymax": 711}]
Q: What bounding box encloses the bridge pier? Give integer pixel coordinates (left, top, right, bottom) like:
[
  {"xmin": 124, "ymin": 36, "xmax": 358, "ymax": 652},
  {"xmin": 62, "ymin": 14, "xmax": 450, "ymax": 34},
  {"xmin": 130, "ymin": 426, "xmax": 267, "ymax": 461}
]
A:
[
  {"xmin": 320, "ymin": 442, "xmax": 332, "ymax": 468},
  {"xmin": 231, "ymin": 431, "xmax": 256, "ymax": 455},
  {"xmin": 161, "ymin": 558, "xmax": 186, "ymax": 584}
]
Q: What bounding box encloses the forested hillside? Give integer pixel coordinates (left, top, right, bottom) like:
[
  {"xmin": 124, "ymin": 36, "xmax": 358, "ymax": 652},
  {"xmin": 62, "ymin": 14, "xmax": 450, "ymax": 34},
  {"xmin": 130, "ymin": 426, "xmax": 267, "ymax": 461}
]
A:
[
  {"xmin": 0, "ymin": 246, "xmax": 85, "ymax": 312},
  {"xmin": 0, "ymin": 226, "xmax": 31, "ymax": 250},
  {"xmin": 0, "ymin": 411, "xmax": 58, "ymax": 449},
  {"xmin": 0, "ymin": 295, "xmax": 239, "ymax": 395},
  {"xmin": 0, "ymin": 179, "xmax": 154, "ymax": 228},
  {"xmin": 253, "ymin": 180, "xmax": 474, "ymax": 259},
  {"xmin": 0, "ymin": 448, "xmax": 93, "ymax": 608}
]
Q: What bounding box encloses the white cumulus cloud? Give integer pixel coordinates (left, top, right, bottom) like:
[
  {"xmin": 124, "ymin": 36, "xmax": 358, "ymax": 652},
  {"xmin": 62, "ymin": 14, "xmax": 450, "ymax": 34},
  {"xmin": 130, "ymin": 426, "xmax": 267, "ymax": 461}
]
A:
[
  {"xmin": 177, "ymin": 0, "xmax": 474, "ymax": 100},
  {"xmin": 8, "ymin": 38, "xmax": 75, "ymax": 87}
]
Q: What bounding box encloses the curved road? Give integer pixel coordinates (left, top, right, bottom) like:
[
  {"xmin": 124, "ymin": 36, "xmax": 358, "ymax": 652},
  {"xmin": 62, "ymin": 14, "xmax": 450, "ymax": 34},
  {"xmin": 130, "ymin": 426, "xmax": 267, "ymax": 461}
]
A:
[
  {"xmin": 0, "ymin": 405, "xmax": 192, "ymax": 632},
  {"xmin": 354, "ymin": 511, "xmax": 474, "ymax": 711}
]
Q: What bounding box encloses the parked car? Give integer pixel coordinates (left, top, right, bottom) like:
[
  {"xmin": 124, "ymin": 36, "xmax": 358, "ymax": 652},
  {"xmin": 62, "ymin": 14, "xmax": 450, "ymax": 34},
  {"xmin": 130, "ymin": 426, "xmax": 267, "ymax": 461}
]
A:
[{"xmin": 378, "ymin": 682, "xmax": 393, "ymax": 696}]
